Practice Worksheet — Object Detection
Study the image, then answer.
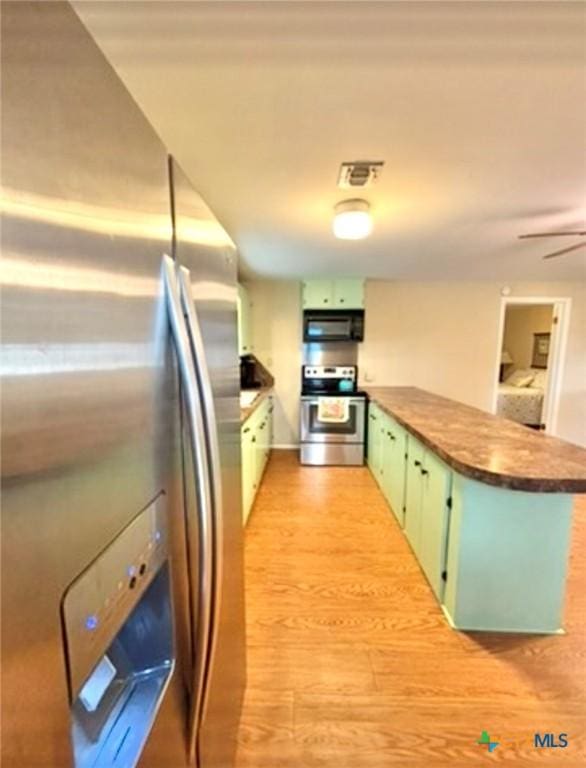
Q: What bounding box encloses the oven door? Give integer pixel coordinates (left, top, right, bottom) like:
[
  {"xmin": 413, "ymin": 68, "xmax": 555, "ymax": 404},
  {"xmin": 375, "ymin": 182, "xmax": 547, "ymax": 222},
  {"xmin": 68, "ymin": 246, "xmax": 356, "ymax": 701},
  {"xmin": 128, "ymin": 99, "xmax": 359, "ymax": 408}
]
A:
[{"xmin": 300, "ymin": 396, "xmax": 365, "ymax": 444}]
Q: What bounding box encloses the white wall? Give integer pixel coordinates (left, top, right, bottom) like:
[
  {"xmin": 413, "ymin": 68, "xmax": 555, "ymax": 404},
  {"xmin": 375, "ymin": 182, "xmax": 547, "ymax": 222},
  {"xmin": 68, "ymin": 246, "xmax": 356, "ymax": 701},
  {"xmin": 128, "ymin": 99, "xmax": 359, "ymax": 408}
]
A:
[
  {"xmin": 359, "ymin": 281, "xmax": 585, "ymax": 446},
  {"xmin": 246, "ymin": 279, "xmax": 586, "ymax": 448},
  {"xmin": 247, "ymin": 280, "xmax": 302, "ymax": 446}
]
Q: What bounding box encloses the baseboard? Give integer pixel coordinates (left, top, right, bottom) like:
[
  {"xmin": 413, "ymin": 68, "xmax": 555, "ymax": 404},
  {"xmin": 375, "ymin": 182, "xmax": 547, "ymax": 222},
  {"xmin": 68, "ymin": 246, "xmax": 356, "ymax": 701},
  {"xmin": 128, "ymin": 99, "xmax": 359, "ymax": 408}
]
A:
[{"xmin": 271, "ymin": 444, "xmax": 299, "ymax": 450}]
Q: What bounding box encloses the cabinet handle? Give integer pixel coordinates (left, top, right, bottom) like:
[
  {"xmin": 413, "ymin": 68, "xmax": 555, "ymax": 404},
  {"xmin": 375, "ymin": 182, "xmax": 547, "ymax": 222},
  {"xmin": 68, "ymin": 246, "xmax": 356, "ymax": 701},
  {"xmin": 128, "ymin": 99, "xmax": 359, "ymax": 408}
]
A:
[
  {"xmin": 420, "ymin": 468, "xmax": 429, "ymax": 476},
  {"xmin": 414, "ymin": 460, "xmax": 421, "ymax": 467},
  {"xmin": 370, "ymin": 414, "xmax": 376, "ymax": 421},
  {"xmin": 252, "ymin": 436, "xmax": 256, "ymax": 443},
  {"xmin": 324, "ymin": 298, "xmax": 329, "ymax": 303},
  {"xmin": 243, "ymin": 427, "xmax": 250, "ymax": 434}
]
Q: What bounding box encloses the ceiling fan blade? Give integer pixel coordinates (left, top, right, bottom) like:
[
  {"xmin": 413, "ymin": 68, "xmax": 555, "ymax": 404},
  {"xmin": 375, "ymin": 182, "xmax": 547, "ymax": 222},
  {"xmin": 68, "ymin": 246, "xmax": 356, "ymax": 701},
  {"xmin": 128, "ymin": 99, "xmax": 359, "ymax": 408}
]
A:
[
  {"xmin": 542, "ymin": 242, "xmax": 586, "ymax": 260},
  {"xmin": 519, "ymin": 231, "xmax": 586, "ymax": 239}
]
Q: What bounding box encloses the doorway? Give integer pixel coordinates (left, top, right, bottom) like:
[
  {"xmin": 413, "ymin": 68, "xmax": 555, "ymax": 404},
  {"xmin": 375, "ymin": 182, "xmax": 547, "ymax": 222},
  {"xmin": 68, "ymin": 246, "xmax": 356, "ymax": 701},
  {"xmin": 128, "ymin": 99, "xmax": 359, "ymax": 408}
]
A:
[{"xmin": 491, "ymin": 297, "xmax": 571, "ymax": 434}]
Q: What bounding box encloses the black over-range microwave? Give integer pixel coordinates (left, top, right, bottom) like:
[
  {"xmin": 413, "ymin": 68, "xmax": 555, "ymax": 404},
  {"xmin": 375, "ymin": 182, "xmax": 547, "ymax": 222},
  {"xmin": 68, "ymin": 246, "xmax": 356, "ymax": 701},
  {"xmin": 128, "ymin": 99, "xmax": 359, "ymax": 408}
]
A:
[{"xmin": 303, "ymin": 309, "xmax": 365, "ymax": 342}]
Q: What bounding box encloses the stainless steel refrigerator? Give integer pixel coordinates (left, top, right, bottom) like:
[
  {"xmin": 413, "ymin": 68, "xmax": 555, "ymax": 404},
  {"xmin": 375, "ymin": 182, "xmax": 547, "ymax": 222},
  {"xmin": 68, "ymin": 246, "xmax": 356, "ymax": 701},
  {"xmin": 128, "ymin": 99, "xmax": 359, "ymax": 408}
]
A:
[{"xmin": 1, "ymin": 3, "xmax": 245, "ymax": 767}]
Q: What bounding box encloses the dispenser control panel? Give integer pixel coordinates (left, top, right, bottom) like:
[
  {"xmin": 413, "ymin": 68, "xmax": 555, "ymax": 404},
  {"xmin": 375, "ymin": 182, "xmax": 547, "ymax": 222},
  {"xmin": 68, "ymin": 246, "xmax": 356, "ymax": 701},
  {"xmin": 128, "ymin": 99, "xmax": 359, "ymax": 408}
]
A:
[{"xmin": 62, "ymin": 499, "xmax": 168, "ymax": 699}]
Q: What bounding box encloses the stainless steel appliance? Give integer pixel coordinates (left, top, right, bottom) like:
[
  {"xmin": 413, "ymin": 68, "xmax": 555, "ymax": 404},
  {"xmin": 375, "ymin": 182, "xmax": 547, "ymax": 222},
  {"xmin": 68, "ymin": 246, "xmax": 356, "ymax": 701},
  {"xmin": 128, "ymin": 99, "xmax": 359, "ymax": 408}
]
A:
[
  {"xmin": 300, "ymin": 365, "xmax": 367, "ymax": 465},
  {"xmin": 303, "ymin": 309, "xmax": 365, "ymax": 342},
  {"xmin": 1, "ymin": 4, "xmax": 244, "ymax": 768}
]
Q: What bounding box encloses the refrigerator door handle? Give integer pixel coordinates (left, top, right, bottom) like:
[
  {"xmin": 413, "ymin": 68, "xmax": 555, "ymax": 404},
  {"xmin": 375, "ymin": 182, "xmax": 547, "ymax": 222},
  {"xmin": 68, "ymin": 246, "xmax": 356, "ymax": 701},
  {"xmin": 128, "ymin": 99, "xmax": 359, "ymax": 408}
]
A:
[
  {"xmin": 177, "ymin": 266, "xmax": 224, "ymax": 722},
  {"xmin": 162, "ymin": 254, "xmax": 214, "ymax": 761}
]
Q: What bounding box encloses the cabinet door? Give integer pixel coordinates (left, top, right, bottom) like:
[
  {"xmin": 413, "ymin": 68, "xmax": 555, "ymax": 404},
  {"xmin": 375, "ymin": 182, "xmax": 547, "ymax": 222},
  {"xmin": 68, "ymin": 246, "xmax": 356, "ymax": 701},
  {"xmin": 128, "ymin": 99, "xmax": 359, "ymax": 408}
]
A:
[
  {"xmin": 367, "ymin": 405, "xmax": 380, "ymax": 471},
  {"xmin": 419, "ymin": 452, "xmax": 452, "ymax": 599},
  {"xmin": 302, "ymin": 280, "xmax": 334, "ymax": 309},
  {"xmin": 381, "ymin": 421, "xmax": 405, "ymax": 525},
  {"xmin": 255, "ymin": 401, "xmax": 269, "ymax": 485},
  {"xmin": 237, "ymin": 284, "xmax": 252, "ymax": 355},
  {"xmin": 389, "ymin": 422, "xmax": 407, "ymax": 526},
  {"xmin": 405, "ymin": 436, "xmax": 425, "ymax": 555},
  {"xmin": 241, "ymin": 426, "xmax": 254, "ymax": 524},
  {"xmin": 380, "ymin": 426, "xmax": 394, "ymax": 507},
  {"xmin": 267, "ymin": 397, "xmax": 274, "ymax": 461},
  {"xmin": 333, "ymin": 279, "xmax": 365, "ymax": 309},
  {"xmin": 260, "ymin": 405, "xmax": 269, "ymax": 475}
]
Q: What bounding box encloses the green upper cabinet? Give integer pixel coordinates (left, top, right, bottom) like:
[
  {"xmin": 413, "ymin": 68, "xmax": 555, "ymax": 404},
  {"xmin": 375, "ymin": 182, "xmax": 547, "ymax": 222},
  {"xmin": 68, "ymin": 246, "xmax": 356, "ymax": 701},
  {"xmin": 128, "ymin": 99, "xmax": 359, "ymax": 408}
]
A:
[
  {"xmin": 237, "ymin": 283, "xmax": 252, "ymax": 356},
  {"xmin": 302, "ymin": 279, "xmax": 364, "ymax": 309},
  {"xmin": 333, "ymin": 279, "xmax": 365, "ymax": 309},
  {"xmin": 301, "ymin": 280, "xmax": 334, "ymax": 309}
]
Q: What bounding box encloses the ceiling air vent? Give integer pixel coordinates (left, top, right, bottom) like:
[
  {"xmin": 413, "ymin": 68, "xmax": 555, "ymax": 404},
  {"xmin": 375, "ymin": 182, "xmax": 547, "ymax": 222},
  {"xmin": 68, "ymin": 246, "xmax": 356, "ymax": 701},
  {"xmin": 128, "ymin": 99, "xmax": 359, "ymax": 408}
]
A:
[{"xmin": 337, "ymin": 161, "xmax": 384, "ymax": 189}]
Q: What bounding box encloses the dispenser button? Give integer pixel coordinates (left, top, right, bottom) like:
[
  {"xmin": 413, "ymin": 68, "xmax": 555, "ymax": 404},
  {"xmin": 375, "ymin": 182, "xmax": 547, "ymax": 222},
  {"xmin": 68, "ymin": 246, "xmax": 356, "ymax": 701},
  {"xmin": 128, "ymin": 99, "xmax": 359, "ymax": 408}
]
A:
[
  {"xmin": 85, "ymin": 615, "xmax": 99, "ymax": 631},
  {"xmin": 139, "ymin": 563, "xmax": 147, "ymax": 576},
  {"xmin": 129, "ymin": 577, "xmax": 137, "ymax": 590}
]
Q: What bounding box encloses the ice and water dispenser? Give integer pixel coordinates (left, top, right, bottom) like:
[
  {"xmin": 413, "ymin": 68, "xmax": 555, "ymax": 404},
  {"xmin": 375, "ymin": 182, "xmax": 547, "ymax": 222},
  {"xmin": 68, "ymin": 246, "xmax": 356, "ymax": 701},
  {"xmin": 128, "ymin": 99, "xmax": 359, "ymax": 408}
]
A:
[{"xmin": 62, "ymin": 500, "xmax": 174, "ymax": 768}]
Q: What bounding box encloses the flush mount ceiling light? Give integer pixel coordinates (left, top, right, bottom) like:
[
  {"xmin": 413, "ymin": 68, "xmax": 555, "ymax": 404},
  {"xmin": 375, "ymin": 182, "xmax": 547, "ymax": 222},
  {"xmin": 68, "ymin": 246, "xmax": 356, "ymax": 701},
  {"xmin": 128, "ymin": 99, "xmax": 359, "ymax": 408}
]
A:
[{"xmin": 332, "ymin": 199, "xmax": 372, "ymax": 240}]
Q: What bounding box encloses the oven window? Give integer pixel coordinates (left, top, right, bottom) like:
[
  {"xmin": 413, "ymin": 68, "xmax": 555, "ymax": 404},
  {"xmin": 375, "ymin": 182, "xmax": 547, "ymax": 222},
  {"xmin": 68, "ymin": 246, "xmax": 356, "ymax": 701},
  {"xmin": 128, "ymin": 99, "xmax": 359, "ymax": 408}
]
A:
[
  {"xmin": 305, "ymin": 318, "xmax": 351, "ymax": 339},
  {"xmin": 308, "ymin": 404, "xmax": 358, "ymax": 435}
]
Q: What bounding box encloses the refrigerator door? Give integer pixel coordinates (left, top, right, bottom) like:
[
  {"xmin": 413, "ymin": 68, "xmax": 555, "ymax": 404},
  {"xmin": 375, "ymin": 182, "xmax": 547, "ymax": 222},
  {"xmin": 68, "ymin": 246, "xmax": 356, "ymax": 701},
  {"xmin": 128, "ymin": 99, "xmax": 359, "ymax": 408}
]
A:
[
  {"xmin": 1, "ymin": 4, "xmax": 189, "ymax": 767},
  {"xmin": 170, "ymin": 158, "xmax": 246, "ymax": 768},
  {"xmin": 161, "ymin": 256, "xmax": 215, "ymax": 763}
]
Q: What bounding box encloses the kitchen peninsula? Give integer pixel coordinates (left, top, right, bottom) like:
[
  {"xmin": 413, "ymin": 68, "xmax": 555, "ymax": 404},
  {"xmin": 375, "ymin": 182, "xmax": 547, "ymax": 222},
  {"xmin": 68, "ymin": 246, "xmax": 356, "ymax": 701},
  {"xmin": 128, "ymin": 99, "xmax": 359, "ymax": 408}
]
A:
[{"xmin": 366, "ymin": 387, "xmax": 586, "ymax": 634}]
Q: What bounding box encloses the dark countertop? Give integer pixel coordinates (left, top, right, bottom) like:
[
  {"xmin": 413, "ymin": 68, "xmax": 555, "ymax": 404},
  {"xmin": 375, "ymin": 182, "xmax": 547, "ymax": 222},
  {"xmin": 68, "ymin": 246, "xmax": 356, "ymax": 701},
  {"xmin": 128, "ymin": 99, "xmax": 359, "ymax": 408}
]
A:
[
  {"xmin": 366, "ymin": 387, "xmax": 586, "ymax": 493},
  {"xmin": 240, "ymin": 387, "xmax": 273, "ymax": 425}
]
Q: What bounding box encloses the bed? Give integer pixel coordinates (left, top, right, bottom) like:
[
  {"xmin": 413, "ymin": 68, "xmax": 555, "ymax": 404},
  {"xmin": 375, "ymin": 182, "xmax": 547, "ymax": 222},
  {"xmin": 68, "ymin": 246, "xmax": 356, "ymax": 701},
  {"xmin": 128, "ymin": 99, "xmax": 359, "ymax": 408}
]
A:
[{"xmin": 496, "ymin": 368, "xmax": 547, "ymax": 427}]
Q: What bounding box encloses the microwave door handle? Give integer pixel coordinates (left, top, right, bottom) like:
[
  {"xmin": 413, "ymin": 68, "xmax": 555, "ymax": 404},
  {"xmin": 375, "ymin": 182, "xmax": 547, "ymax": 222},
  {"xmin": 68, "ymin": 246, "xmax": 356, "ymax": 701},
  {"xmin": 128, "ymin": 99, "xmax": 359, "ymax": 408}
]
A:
[
  {"xmin": 162, "ymin": 255, "xmax": 213, "ymax": 761},
  {"xmin": 178, "ymin": 266, "xmax": 224, "ymax": 733}
]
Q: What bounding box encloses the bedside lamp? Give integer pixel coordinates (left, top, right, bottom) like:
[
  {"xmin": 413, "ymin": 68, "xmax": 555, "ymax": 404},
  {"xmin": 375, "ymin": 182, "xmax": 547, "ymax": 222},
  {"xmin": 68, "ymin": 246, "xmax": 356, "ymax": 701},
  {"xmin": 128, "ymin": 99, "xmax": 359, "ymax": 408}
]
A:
[{"xmin": 500, "ymin": 349, "xmax": 513, "ymax": 382}]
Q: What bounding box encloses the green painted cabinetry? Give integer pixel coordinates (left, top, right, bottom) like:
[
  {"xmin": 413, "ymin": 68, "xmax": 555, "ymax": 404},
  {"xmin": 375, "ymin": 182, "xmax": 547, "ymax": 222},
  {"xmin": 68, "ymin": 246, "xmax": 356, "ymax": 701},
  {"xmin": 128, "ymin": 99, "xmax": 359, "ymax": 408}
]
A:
[
  {"xmin": 241, "ymin": 395, "xmax": 273, "ymax": 525},
  {"xmin": 367, "ymin": 400, "xmax": 573, "ymax": 633},
  {"xmin": 241, "ymin": 424, "xmax": 255, "ymax": 523},
  {"xmin": 237, "ymin": 284, "xmax": 253, "ymax": 356},
  {"xmin": 302, "ymin": 279, "xmax": 365, "ymax": 309},
  {"xmin": 418, "ymin": 449, "xmax": 452, "ymax": 600},
  {"xmin": 404, "ymin": 437, "xmax": 426, "ymax": 554},
  {"xmin": 442, "ymin": 476, "xmax": 572, "ymax": 633},
  {"xmin": 367, "ymin": 403, "xmax": 383, "ymax": 480},
  {"xmin": 382, "ymin": 417, "xmax": 407, "ymax": 526},
  {"xmin": 368, "ymin": 406, "xmax": 407, "ymax": 524}
]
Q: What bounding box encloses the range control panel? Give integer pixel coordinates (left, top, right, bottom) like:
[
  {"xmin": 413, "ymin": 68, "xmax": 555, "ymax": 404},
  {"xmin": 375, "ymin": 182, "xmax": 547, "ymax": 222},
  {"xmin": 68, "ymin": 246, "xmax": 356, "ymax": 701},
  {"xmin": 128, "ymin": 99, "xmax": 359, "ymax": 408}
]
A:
[
  {"xmin": 303, "ymin": 365, "xmax": 356, "ymax": 380},
  {"xmin": 62, "ymin": 499, "xmax": 168, "ymax": 699}
]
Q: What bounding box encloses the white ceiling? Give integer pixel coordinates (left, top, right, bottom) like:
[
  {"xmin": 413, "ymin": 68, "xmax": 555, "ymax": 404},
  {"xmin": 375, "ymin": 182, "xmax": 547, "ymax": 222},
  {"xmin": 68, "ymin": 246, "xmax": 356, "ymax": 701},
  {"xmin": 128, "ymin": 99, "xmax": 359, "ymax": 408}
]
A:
[{"xmin": 74, "ymin": 1, "xmax": 586, "ymax": 280}]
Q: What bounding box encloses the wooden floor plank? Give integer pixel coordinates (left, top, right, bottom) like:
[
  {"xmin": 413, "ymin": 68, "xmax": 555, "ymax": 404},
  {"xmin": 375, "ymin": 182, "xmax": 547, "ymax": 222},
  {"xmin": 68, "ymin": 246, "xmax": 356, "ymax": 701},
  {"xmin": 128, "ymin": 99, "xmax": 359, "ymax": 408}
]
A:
[{"xmin": 236, "ymin": 450, "xmax": 586, "ymax": 766}]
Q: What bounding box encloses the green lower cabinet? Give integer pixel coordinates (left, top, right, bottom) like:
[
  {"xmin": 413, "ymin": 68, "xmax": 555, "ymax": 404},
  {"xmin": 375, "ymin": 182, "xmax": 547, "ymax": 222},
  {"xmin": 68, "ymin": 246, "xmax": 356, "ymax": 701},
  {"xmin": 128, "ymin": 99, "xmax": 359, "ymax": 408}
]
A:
[
  {"xmin": 442, "ymin": 475, "xmax": 573, "ymax": 633},
  {"xmin": 367, "ymin": 400, "xmax": 574, "ymax": 634},
  {"xmin": 404, "ymin": 436, "xmax": 425, "ymax": 554},
  {"xmin": 242, "ymin": 396, "xmax": 273, "ymax": 525},
  {"xmin": 241, "ymin": 425, "xmax": 255, "ymax": 524},
  {"xmin": 380, "ymin": 416, "xmax": 407, "ymax": 525},
  {"xmin": 379, "ymin": 425, "xmax": 393, "ymax": 497},
  {"xmin": 418, "ymin": 451, "xmax": 452, "ymax": 600},
  {"xmin": 390, "ymin": 423, "xmax": 407, "ymax": 525},
  {"xmin": 367, "ymin": 405, "xmax": 383, "ymax": 478}
]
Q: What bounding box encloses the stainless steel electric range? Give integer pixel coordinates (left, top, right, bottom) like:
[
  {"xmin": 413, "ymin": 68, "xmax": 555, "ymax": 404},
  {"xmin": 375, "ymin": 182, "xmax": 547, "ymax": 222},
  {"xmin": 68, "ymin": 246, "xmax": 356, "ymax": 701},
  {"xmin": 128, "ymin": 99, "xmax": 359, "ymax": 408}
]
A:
[{"xmin": 300, "ymin": 364, "xmax": 366, "ymax": 466}]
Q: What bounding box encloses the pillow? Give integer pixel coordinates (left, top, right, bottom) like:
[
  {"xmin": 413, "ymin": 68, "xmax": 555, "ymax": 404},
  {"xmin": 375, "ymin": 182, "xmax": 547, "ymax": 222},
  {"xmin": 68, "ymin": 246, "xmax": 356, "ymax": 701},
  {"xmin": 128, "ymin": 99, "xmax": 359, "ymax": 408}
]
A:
[
  {"xmin": 531, "ymin": 369, "xmax": 547, "ymax": 389},
  {"xmin": 505, "ymin": 369, "xmax": 535, "ymax": 388}
]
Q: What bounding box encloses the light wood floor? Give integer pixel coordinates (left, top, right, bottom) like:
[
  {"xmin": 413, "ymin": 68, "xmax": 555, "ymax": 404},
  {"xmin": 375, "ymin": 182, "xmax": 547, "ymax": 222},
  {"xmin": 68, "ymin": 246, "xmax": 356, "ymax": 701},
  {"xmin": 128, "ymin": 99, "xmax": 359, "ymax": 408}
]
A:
[{"xmin": 236, "ymin": 451, "xmax": 586, "ymax": 766}]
